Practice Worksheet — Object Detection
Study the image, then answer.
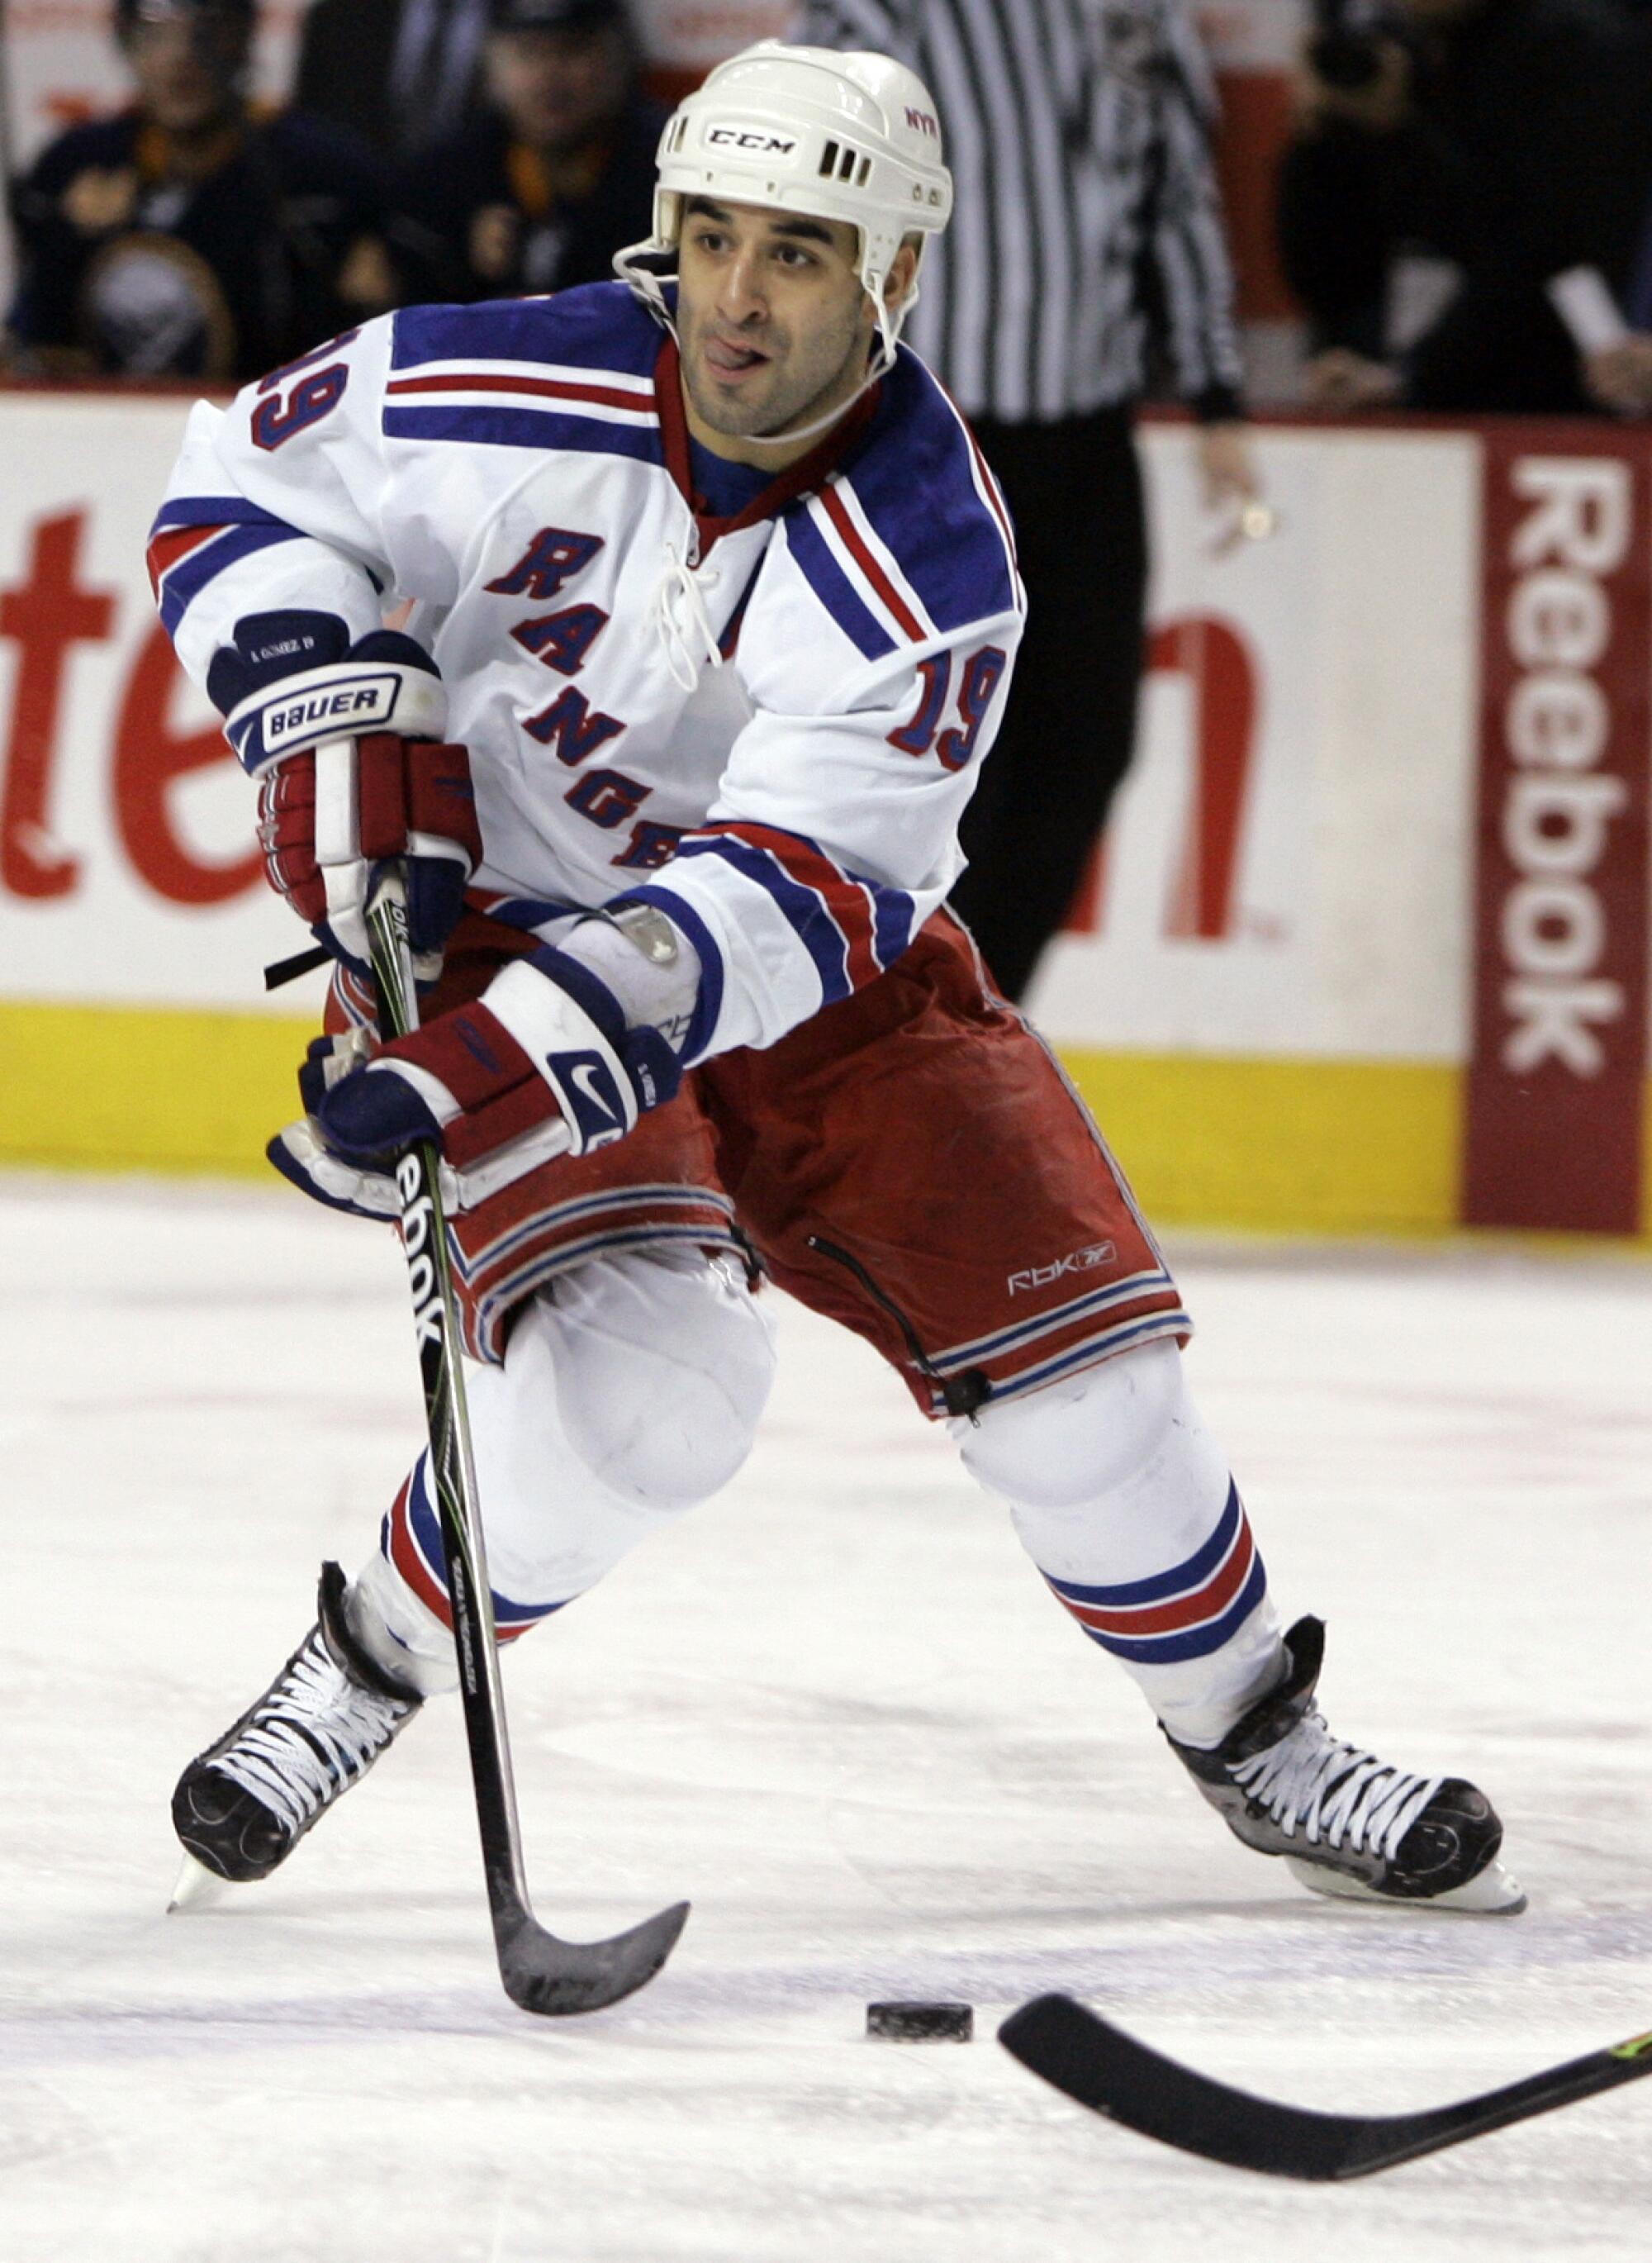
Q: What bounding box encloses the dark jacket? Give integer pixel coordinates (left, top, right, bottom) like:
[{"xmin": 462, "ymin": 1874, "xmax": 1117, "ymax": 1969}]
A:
[
  {"xmin": 1277, "ymin": 0, "xmax": 1652, "ymax": 411},
  {"xmin": 7, "ymin": 106, "xmax": 386, "ymax": 383},
  {"xmin": 387, "ymin": 93, "xmax": 665, "ymax": 306},
  {"xmin": 297, "ymin": 0, "xmax": 488, "ymax": 162}
]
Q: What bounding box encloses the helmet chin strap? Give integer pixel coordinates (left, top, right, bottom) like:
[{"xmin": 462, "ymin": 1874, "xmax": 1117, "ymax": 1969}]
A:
[{"xmin": 734, "ymin": 324, "xmax": 897, "ymax": 452}]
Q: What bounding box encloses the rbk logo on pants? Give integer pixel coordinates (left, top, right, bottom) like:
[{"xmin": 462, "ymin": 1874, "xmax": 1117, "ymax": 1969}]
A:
[{"xmin": 1007, "ymin": 1240, "xmax": 1117, "ymax": 1295}]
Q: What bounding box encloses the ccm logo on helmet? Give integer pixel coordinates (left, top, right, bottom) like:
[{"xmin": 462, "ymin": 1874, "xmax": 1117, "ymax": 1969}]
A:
[
  {"xmin": 706, "ymin": 127, "xmax": 799, "ymax": 154},
  {"xmin": 905, "ymin": 107, "xmax": 939, "ymax": 136}
]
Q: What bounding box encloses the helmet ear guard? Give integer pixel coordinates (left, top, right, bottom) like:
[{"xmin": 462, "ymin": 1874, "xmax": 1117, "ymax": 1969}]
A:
[{"xmin": 615, "ymin": 40, "xmax": 952, "ymax": 372}]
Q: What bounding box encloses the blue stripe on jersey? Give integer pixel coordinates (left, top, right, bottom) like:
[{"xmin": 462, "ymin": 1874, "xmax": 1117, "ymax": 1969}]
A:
[
  {"xmin": 382, "ymin": 404, "xmax": 666, "ymax": 466},
  {"xmin": 150, "ymin": 495, "xmax": 301, "ymax": 536},
  {"xmin": 611, "ymin": 883, "xmax": 727, "ymax": 1067},
  {"xmin": 390, "ymin": 285, "xmax": 662, "ymax": 378},
  {"xmin": 674, "ymin": 833, "xmax": 853, "ymax": 1005},
  {"xmin": 871, "ymin": 880, "xmax": 916, "ymax": 969},
  {"xmin": 716, "ymin": 554, "xmax": 765, "ymax": 659},
  {"xmin": 841, "ymin": 353, "xmax": 1018, "ymax": 630},
  {"xmin": 1048, "ymin": 1482, "xmax": 1243, "ymax": 1609},
  {"xmin": 158, "ymin": 521, "xmax": 306, "ymax": 634},
  {"xmin": 782, "ymin": 506, "xmax": 896, "ymax": 661},
  {"xmin": 478, "ymin": 892, "xmax": 583, "ymax": 932}
]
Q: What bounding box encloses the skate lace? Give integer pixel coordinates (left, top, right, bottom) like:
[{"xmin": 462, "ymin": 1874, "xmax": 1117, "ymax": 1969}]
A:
[
  {"xmin": 209, "ymin": 1634, "xmax": 405, "ymax": 1837},
  {"xmin": 655, "ymin": 544, "xmax": 724, "ymax": 692},
  {"xmin": 1232, "ymin": 1707, "xmax": 1442, "ymax": 1859}
]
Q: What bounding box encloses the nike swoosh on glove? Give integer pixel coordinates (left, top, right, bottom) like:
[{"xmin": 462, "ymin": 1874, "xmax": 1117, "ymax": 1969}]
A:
[{"xmin": 308, "ymin": 948, "xmax": 684, "ymax": 1197}]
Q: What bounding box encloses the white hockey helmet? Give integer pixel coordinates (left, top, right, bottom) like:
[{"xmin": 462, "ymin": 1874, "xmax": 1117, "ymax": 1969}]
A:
[{"xmin": 616, "ymin": 40, "xmax": 952, "ymax": 364}]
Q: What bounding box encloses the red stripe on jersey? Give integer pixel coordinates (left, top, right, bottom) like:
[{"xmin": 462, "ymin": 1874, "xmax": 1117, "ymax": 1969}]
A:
[
  {"xmin": 819, "ymin": 484, "xmax": 926, "ymax": 642},
  {"xmin": 1060, "ymin": 1522, "xmax": 1256, "ymax": 1638},
  {"xmin": 964, "ymin": 426, "xmax": 1019, "ymax": 577},
  {"xmin": 703, "ymin": 819, "xmax": 883, "ymax": 987},
  {"xmin": 385, "ymin": 373, "xmax": 654, "ymax": 413},
  {"xmin": 145, "ymin": 521, "xmax": 226, "ymax": 598}
]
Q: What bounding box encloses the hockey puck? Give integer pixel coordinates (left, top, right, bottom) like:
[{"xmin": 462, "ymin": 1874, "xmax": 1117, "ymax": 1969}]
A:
[{"xmin": 866, "ymin": 2001, "xmax": 973, "ymax": 2042}]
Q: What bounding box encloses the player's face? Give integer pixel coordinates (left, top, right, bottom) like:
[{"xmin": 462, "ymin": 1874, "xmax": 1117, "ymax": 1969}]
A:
[{"xmin": 675, "ymin": 198, "xmax": 882, "ymax": 461}]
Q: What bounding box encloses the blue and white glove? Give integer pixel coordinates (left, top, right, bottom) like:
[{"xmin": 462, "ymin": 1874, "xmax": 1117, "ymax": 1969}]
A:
[
  {"xmin": 269, "ymin": 943, "xmax": 685, "ymax": 1216},
  {"xmin": 209, "ymin": 609, "xmax": 479, "ymax": 977}
]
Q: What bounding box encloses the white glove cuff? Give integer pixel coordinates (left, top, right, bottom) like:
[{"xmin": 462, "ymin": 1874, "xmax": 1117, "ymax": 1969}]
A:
[
  {"xmin": 229, "ymin": 660, "xmax": 449, "ymax": 775},
  {"xmin": 484, "ymin": 957, "xmax": 638, "ymax": 1156},
  {"xmin": 484, "ymin": 956, "xmax": 610, "ymax": 1069}
]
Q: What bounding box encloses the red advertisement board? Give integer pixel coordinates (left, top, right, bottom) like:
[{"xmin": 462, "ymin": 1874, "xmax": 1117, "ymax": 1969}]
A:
[{"xmin": 1464, "ymin": 430, "xmax": 1652, "ymax": 1234}]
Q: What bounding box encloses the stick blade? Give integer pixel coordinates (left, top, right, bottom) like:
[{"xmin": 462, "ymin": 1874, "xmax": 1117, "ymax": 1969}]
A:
[
  {"xmin": 998, "ymin": 1994, "xmax": 1379, "ymax": 2181},
  {"xmin": 497, "ymin": 1899, "xmax": 691, "ymax": 2017}
]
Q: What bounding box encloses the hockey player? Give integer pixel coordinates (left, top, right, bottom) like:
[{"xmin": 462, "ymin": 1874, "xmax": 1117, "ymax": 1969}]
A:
[{"xmin": 155, "ymin": 40, "xmax": 1522, "ymax": 1918}]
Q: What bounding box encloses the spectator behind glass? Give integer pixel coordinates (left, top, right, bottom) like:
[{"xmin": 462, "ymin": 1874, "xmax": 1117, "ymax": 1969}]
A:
[
  {"xmin": 1277, "ymin": 0, "xmax": 1652, "ymax": 413},
  {"xmin": 4, "ymin": 0, "xmax": 391, "ymax": 383},
  {"xmin": 296, "ymin": 0, "xmax": 491, "ymax": 164},
  {"xmin": 387, "ymin": 0, "xmax": 666, "ymax": 304}
]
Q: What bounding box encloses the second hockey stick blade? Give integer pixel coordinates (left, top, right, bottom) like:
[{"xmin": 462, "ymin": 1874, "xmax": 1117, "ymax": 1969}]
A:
[{"xmin": 997, "ymin": 1993, "xmax": 1652, "ymax": 2180}]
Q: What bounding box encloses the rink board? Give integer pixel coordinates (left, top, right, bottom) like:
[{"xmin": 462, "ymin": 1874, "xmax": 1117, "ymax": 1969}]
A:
[{"xmin": 0, "ymin": 393, "xmax": 1648, "ymax": 1238}]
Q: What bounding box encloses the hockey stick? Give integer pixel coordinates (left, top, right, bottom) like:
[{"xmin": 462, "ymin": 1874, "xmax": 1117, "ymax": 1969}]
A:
[
  {"xmin": 997, "ymin": 1993, "xmax": 1652, "ymax": 2180},
  {"xmin": 365, "ymin": 869, "xmax": 689, "ymax": 2014}
]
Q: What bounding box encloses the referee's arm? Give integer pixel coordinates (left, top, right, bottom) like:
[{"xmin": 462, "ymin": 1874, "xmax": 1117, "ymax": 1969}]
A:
[{"xmin": 1150, "ymin": 0, "xmax": 1247, "ymax": 424}]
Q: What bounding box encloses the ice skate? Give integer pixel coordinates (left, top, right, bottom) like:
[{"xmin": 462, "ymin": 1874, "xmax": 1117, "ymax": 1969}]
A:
[
  {"xmin": 1167, "ymin": 1617, "xmax": 1525, "ymax": 1914},
  {"xmin": 171, "ymin": 1562, "xmax": 422, "ymax": 1893}
]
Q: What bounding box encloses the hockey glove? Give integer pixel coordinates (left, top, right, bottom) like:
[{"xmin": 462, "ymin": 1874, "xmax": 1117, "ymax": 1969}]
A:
[
  {"xmin": 210, "ymin": 611, "xmax": 481, "ymax": 977},
  {"xmin": 280, "ymin": 948, "xmax": 683, "ymax": 1212}
]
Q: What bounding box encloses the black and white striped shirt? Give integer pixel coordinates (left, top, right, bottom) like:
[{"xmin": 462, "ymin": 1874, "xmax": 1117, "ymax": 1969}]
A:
[{"xmin": 795, "ymin": 0, "xmax": 1246, "ymax": 423}]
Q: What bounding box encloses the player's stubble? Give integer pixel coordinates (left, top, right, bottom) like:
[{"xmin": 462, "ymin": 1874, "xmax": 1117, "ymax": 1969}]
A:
[{"xmin": 676, "ymin": 286, "xmax": 870, "ymax": 450}]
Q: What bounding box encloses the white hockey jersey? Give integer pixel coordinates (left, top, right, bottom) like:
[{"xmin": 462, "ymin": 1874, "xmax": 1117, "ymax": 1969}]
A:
[{"xmin": 151, "ymin": 284, "xmax": 1025, "ymax": 1063}]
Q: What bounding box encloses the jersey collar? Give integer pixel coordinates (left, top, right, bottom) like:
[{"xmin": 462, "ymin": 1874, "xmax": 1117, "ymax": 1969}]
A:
[{"xmin": 652, "ymin": 334, "xmax": 882, "ymax": 561}]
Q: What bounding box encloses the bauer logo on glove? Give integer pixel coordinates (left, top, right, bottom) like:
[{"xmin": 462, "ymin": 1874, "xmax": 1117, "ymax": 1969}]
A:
[
  {"xmin": 210, "ymin": 609, "xmax": 482, "ymax": 980},
  {"xmin": 259, "ymin": 670, "xmax": 409, "ymax": 759}
]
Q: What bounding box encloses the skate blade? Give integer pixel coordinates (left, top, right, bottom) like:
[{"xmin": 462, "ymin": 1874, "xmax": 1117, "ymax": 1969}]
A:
[
  {"xmin": 168, "ymin": 1852, "xmax": 235, "ymax": 1914},
  {"xmin": 1286, "ymin": 1853, "xmax": 1527, "ymax": 1915}
]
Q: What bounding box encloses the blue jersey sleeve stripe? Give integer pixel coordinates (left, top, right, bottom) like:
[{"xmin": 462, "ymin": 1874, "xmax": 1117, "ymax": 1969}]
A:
[
  {"xmin": 382, "ymin": 404, "xmax": 666, "ymax": 467},
  {"xmin": 675, "ymin": 834, "xmax": 853, "ymax": 1006},
  {"xmin": 150, "ymin": 496, "xmax": 301, "ymax": 537},
  {"xmin": 157, "ymin": 521, "xmax": 305, "ymax": 635},
  {"xmin": 610, "ymin": 884, "xmax": 728, "ymax": 1066},
  {"xmin": 783, "ymin": 508, "xmax": 896, "ymax": 661},
  {"xmin": 390, "ymin": 286, "xmax": 662, "ymax": 378}
]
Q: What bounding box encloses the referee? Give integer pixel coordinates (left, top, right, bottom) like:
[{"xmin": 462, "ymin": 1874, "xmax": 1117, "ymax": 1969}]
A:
[{"xmin": 796, "ymin": 0, "xmax": 1262, "ymax": 1001}]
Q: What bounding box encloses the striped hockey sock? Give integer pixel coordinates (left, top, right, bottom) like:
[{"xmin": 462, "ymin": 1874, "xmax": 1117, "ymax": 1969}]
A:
[{"xmin": 1035, "ymin": 1479, "xmax": 1286, "ymax": 1749}]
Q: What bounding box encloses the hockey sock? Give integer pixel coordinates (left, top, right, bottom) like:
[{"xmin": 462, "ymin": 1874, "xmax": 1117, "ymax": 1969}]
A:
[{"xmin": 956, "ymin": 1340, "xmax": 1286, "ymax": 1748}]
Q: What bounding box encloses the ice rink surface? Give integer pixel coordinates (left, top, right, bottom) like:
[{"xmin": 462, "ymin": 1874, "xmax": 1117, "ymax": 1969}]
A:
[{"xmin": 2, "ymin": 1170, "xmax": 1651, "ymax": 2262}]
